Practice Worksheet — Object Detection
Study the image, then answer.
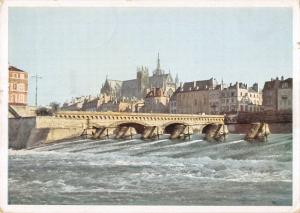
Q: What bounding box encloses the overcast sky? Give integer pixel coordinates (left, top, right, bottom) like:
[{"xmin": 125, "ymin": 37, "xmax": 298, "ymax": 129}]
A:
[{"xmin": 9, "ymin": 7, "xmax": 292, "ymax": 106}]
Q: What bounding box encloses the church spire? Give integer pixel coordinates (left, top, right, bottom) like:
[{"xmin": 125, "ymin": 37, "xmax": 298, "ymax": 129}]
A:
[
  {"xmin": 175, "ymin": 73, "xmax": 179, "ymax": 88},
  {"xmin": 157, "ymin": 52, "xmax": 160, "ymax": 70}
]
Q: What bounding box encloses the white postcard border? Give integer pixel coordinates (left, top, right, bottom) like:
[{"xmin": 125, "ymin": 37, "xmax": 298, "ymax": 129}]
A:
[{"xmin": 0, "ymin": 0, "xmax": 299, "ymax": 213}]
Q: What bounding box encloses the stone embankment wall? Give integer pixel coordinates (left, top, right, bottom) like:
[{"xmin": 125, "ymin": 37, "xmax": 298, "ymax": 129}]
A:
[
  {"xmin": 9, "ymin": 117, "xmax": 36, "ymax": 149},
  {"xmin": 225, "ymin": 111, "xmax": 292, "ymax": 124},
  {"xmin": 228, "ymin": 123, "xmax": 292, "ymax": 134},
  {"xmin": 9, "ymin": 116, "xmax": 86, "ymax": 149},
  {"xmin": 225, "ymin": 111, "xmax": 292, "ymax": 134}
]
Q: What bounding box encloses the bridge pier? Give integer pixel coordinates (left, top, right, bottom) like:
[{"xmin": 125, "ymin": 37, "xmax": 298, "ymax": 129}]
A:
[
  {"xmin": 169, "ymin": 124, "xmax": 188, "ymax": 139},
  {"xmin": 245, "ymin": 122, "xmax": 270, "ymax": 142},
  {"xmin": 90, "ymin": 127, "xmax": 115, "ymax": 139},
  {"xmin": 115, "ymin": 126, "xmax": 137, "ymax": 140},
  {"xmin": 203, "ymin": 124, "xmax": 228, "ymax": 142},
  {"xmin": 142, "ymin": 126, "xmax": 161, "ymax": 139}
]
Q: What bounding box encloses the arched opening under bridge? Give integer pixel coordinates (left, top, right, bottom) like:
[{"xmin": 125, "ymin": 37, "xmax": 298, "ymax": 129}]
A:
[
  {"xmin": 164, "ymin": 122, "xmax": 187, "ymax": 134},
  {"xmin": 201, "ymin": 124, "xmax": 217, "ymax": 134},
  {"xmin": 117, "ymin": 122, "xmax": 146, "ymax": 134}
]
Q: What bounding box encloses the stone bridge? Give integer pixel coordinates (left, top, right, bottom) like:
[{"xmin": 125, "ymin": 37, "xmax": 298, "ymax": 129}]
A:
[
  {"xmin": 10, "ymin": 111, "xmax": 227, "ymax": 148},
  {"xmin": 51, "ymin": 111, "xmax": 226, "ymax": 141}
]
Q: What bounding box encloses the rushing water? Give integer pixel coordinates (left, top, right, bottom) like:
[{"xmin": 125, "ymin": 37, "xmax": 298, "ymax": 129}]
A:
[{"xmin": 8, "ymin": 134, "xmax": 292, "ymax": 205}]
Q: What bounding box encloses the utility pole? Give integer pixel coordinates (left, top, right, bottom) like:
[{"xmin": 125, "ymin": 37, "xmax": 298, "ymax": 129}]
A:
[{"xmin": 32, "ymin": 74, "xmax": 42, "ymax": 107}]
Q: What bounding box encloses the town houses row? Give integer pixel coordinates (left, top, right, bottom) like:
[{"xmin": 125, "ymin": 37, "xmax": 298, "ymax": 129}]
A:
[
  {"xmin": 60, "ymin": 76, "xmax": 292, "ymax": 115},
  {"xmin": 8, "ymin": 55, "xmax": 293, "ymax": 115}
]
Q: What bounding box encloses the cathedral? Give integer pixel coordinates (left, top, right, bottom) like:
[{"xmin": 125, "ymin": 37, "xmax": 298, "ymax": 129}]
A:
[{"xmin": 100, "ymin": 54, "xmax": 179, "ymax": 100}]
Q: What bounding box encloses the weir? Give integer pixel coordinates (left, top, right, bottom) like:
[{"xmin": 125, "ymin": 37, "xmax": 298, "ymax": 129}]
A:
[{"xmin": 9, "ymin": 111, "xmax": 227, "ymax": 149}]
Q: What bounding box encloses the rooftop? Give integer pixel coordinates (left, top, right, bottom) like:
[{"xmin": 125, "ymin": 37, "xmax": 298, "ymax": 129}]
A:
[{"xmin": 9, "ymin": 65, "xmax": 26, "ymax": 72}]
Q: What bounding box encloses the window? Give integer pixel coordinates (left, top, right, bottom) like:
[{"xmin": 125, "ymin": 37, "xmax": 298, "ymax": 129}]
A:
[
  {"xmin": 282, "ymin": 82, "xmax": 289, "ymax": 88},
  {"xmin": 17, "ymin": 84, "xmax": 24, "ymax": 91},
  {"xmin": 19, "ymin": 94, "xmax": 24, "ymax": 103}
]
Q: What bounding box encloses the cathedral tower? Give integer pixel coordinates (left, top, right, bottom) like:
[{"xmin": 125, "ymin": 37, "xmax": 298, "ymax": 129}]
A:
[{"xmin": 137, "ymin": 66, "xmax": 150, "ymax": 98}]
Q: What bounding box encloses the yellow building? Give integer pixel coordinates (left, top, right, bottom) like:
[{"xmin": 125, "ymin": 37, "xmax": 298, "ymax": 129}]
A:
[
  {"xmin": 9, "ymin": 66, "xmax": 28, "ymax": 106},
  {"xmin": 175, "ymin": 79, "xmax": 217, "ymax": 114},
  {"xmin": 176, "ymin": 89, "xmax": 210, "ymax": 114}
]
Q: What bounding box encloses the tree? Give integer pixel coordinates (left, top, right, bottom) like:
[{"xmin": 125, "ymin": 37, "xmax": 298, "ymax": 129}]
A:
[
  {"xmin": 36, "ymin": 107, "xmax": 53, "ymax": 116},
  {"xmin": 49, "ymin": 102, "xmax": 60, "ymax": 112}
]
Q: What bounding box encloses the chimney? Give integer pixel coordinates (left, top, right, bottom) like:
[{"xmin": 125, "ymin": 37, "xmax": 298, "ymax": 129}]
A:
[{"xmin": 281, "ymin": 76, "xmax": 284, "ymax": 81}]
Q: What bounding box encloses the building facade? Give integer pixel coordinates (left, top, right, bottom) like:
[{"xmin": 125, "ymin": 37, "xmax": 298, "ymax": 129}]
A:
[
  {"xmin": 220, "ymin": 82, "xmax": 262, "ymax": 114},
  {"xmin": 263, "ymin": 77, "xmax": 292, "ymax": 112},
  {"xmin": 169, "ymin": 88, "xmax": 179, "ymax": 114},
  {"xmin": 277, "ymin": 78, "xmax": 292, "ymax": 112},
  {"xmin": 175, "ymin": 79, "xmax": 217, "ymax": 114},
  {"xmin": 208, "ymin": 84, "xmax": 222, "ymax": 114},
  {"xmin": 82, "ymin": 97, "xmax": 102, "ymax": 112},
  {"xmin": 100, "ymin": 98, "xmax": 144, "ymax": 113},
  {"xmin": 142, "ymin": 88, "xmax": 169, "ymax": 113},
  {"xmin": 61, "ymin": 96, "xmax": 86, "ymax": 111},
  {"xmin": 262, "ymin": 77, "xmax": 281, "ymax": 111},
  {"xmin": 100, "ymin": 54, "xmax": 179, "ymax": 100},
  {"xmin": 9, "ymin": 66, "xmax": 28, "ymax": 106}
]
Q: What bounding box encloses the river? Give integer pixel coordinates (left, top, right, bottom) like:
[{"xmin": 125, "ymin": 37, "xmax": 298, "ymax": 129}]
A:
[{"xmin": 8, "ymin": 134, "xmax": 292, "ymax": 205}]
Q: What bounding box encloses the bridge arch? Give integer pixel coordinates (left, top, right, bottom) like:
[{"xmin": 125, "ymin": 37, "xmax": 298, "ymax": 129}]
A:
[
  {"xmin": 201, "ymin": 123, "xmax": 218, "ymax": 134},
  {"xmin": 109, "ymin": 121, "xmax": 148, "ymax": 134},
  {"xmin": 163, "ymin": 122, "xmax": 189, "ymax": 134}
]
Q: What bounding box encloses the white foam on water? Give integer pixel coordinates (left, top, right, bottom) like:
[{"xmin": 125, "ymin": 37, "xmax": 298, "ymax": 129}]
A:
[
  {"xmin": 54, "ymin": 139, "xmax": 114, "ymax": 152},
  {"xmin": 138, "ymin": 139, "xmax": 168, "ymax": 146},
  {"xmin": 112, "ymin": 139, "xmax": 137, "ymax": 145},
  {"xmin": 31, "ymin": 138, "xmax": 92, "ymax": 151},
  {"xmin": 8, "ymin": 148, "xmax": 66, "ymax": 156},
  {"xmin": 163, "ymin": 139, "xmax": 203, "ymax": 148},
  {"xmin": 8, "ymin": 134, "xmax": 293, "ymax": 205},
  {"xmin": 262, "ymin": 139, "xmax": 292, "ymax": 148}
]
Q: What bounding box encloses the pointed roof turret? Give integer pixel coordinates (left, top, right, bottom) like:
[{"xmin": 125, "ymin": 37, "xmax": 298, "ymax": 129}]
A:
[
  {"xmin": 157, "ymin": 52, "xmax": 161, "ymax": 70},
  {"xmin": 153, "ymin": 52, "xmax": 164, "ymax": 76}
]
